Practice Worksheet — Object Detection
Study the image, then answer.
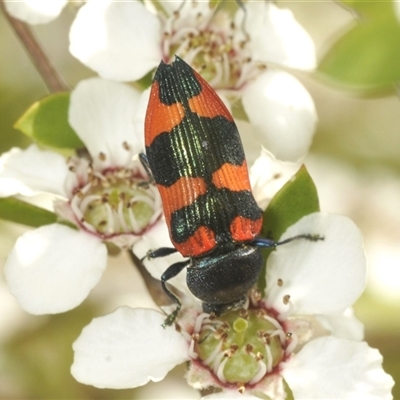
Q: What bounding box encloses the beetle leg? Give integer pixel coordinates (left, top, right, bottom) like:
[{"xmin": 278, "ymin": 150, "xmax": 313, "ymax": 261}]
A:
[
  {"xmin": 138, "ymin": 153, "xmax": 155, "ymax": 187},
  {"xmin": 161, "ymin": 259, "xmax": 191, "ymax": 327},
  {"xmin": 141, "ymin": 247, "xmax": 179, "ymax": 262}
]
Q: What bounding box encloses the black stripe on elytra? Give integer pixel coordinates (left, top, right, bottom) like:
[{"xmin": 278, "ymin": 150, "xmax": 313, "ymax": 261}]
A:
[
  {"xmin": 170, "ymin": 188, "xmax": 262, "ymax": 245},
  {"xmin": 146, "ymin": 114, "xmax": 245, "ymax": 187},
  {"xmin": 154, "ymin": 57, "xmax": 202, "ymax": 106}
]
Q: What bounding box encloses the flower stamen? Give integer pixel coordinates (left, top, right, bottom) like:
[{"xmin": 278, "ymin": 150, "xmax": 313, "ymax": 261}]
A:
[
  {"xmin": 263, "ymin": 314, "xmax": 284, "ymax": 331},
  {"xmin": 249, "ymin": 358, "xmax": 268, "ymax": 385},
  {"xmin": 285, "ymin": 331, "xmax": 298, "ymax": 355},
  {"xmin": 188, "ymin": 304, "xmax": 292, "ymax": 390},
  {"xmin": 204, "ymin": 338, "xmax": 224, "ymax": 366},
  {"xmin": 160, "ymin": 2, "xmax": 262, "ymax": 91},
  {"xmin": 216, "ymin": 355, "xmax": 229, "ymax": 384},
  {"xmin": 65, "ymin": 155, "xmax": 160, "ymax": 244}
]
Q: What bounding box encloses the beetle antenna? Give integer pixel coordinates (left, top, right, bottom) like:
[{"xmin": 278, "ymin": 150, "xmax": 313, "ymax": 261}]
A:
[{"xmin": 253, "ymin": 234, "xmax": 324, "ymax": 248}]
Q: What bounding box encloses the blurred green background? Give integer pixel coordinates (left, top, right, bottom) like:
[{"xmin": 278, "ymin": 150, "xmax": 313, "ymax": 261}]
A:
[{"xmin": 0, "ymin": 2, "xmax": 399, "ymax": 398}]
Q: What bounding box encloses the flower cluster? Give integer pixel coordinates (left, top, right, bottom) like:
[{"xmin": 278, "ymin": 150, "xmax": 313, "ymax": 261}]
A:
[
  {"xmin": 0, "ymin": 78, "xmax": 161, "ymax": 314},
  {"xmin": 6, "ymin": 0, "xmax": 317, "ymax": 162},
  {"xmin": 71, "ymin": 213, "xmax": 394, "ymax": 398},
  {"xmin": 68, "ymin": 0, "xmax": 317, "ymax": 162}
]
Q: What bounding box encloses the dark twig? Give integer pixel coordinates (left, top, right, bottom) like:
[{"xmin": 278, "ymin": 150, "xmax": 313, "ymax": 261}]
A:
[{"xmin": 0, "ymin": 0, "xmax": 68, "ymax": 93}]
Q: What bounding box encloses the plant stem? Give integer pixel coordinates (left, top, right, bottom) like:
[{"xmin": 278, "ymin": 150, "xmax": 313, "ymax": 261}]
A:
[{"xmin": 0, "ymin": 0, "xmax": 68, "ymax": 93}]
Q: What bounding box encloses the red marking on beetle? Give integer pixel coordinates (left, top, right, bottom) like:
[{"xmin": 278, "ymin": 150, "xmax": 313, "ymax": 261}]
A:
[
  {"xmin": 157, "ymin": 176, "xmax": 207, "ymax": 223},
  {"xmin": 173, "ymin": 225, "xmax": 217, "ymax": 257},
  {"xmin": 230, "ymin": 216, "xmax": 262, "ymax": 242},
  {"xmin": 211, "ymin": 161, "xmax": 251, "ymax": 192},
  {"xmin": 145, "ymin": 81, "xmax": 185, "ymax": 147},
  {"xmin": 188, "ymin": 73, "xmax": 233, "ymax": 122}
]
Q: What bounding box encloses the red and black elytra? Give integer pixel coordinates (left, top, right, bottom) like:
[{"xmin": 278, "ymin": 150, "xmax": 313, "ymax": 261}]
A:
[{"xmin": 143, "ymin": 56, "xmax": 320, "ymax": 326}]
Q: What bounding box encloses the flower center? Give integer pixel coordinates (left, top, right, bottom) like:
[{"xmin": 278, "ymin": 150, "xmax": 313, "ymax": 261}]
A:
[
  {"xmin": 187, "ymin": 304, "xmax": 296, "ymax": 391},
  {"xmin": 161, "ymin": 3, "xmax": 265, "ymax": 91},
  {"xmin": 69, "ymin": 159, "xmax": 161, "ymax": 239}
]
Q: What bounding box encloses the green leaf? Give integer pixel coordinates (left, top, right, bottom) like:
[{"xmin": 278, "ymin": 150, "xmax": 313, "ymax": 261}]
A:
[
  {"xmin": 339, "ymin": 0, "xmax": 394, "ymax": 18},
  {"xmin": 14, "ymin": 93, "xmax": 84, "ymax": 149},
  {"xmin": 0, "ymin": 197, "xmax": 57, "ymax": 227},
  {"xmin": 283, "ymin": 378, "xmax": 295, "ymax": 400},
  {"xmin": 257, "ymin": 165, "xmax": 320, "ymax": 293},
  {"xmin": 262, "ymin": 165, "xmax": 320, "ymax": 240},
  {"xmin": 318, "ymin": 9, "xmax": 400, "ymax": 93}
]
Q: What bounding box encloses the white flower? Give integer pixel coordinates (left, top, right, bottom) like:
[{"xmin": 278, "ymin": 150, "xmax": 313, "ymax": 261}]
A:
[
  {"xmin": 4, "ymin": 0, "xmax": 68, "ymax": 24},
  {"xmin": 69, "ymin": 0, "xmax": 317, "ymax": 162},
  {"xmin": 71, "ymin": 213, "xmax": 394, "ymax": 398},
  {"xmin": 249, "ymin": 148, "xmax": 299, "ymax": 210},
  {"xmin": 0, "ymin": 77, "xmax": 162, "ymax": 315}
]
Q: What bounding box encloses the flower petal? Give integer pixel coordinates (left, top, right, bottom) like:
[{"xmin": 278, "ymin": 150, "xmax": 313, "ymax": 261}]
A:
[
  {"xmin": 249, "ymin": 148, "xmax": 299, "ymax": 210},
  {"xmin": 161, "ymin": 0, "xmax": 211, "ymax": 17},
  {"xmin": 242, "ymin": 69, "xmax": 317, "ymax": 162},
  {"xmin": 265, "ymin": 213, "xmax": 366, "ymax": 316},
  {"xmin": 68, "ymin": 77, "xmax": 143, "ymax": 169},
  {"xmin": 4, "ymin": 224, "xmax": 107, "ymax": 314},
  {"xmin": 71, "ymin": 307, "xmax": 189, "ymax": 389},
  {"xmin": 203, "ymin": 392, "xmax": 259, "ymax": 399},
  {"xmin": 69, "ymin": 0, "xmax": 161, "ymax": 81},
  {"xmin": 4, "ymin": 0, "xmax": 67, "ymax": 24},
  {"xmin": 0, "ymin": 145, "xmax": 68, "ymax": 197},
  {"xmin": 133, "ymin": 87, "xmax": 151, "ymax": 145},
  {"xmin": 282, "ymin": 336, "xmax": 394, "ymax": 399},
  {"xmin": 315, "ymin": 308, "xmax": 365, "ymax": 341},
  {"xmin": 241, "ymin": 2, "xmax": 316, "ymax": 70},
  {"xmin": 235, "ymin": 119, "xmax": 261, "ymax": 166}
]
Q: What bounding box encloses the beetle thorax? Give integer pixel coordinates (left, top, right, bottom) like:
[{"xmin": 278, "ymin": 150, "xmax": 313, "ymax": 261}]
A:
[{"xmin": 187, "ymin": 244, "xmax": 263, "ymax": 313}]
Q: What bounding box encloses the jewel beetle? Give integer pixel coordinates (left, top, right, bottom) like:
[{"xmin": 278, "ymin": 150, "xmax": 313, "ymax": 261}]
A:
[{"xmin": 143, "ymin": 56, "xmax": 320, "ymax": 326}]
